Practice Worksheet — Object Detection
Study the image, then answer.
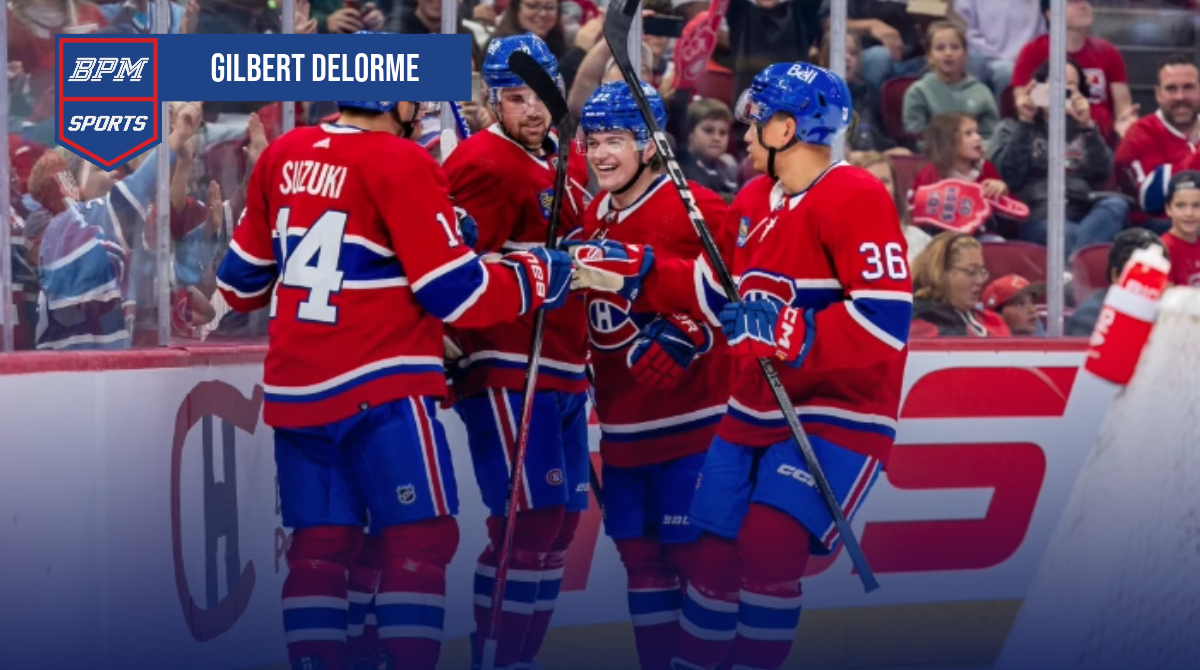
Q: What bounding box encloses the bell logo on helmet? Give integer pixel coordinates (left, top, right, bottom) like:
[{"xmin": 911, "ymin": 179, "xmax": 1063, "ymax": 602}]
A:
[{"xmin": 786, "ymin": 64, "xmax": 818, "ymax": 84}]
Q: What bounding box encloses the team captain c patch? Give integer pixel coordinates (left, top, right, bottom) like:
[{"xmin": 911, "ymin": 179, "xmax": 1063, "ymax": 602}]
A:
[{"xmin": 56, "ymin": 36, "xmax": 160, "ymax": 170}]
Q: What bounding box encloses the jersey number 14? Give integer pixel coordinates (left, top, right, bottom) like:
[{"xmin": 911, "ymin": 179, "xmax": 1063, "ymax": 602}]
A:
[
  {"xmin": 273, "ymin": 208, "xmax": 348, "ymax": 324},
  {"xmin": 271, "ymin": 207, "xmax": 463, "ymax": 323}
]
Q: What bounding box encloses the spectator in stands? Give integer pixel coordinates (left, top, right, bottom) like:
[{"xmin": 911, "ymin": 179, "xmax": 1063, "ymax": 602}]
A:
[
  {"xmin": 314, "ymin": 0, "xmax": 386, "ymax": 33},
  {"xmin": 910, "ymin": 232, "xmax": 1011, "ymax": 337},
  {"xmin": 394, "ymin": 0, "xmax": 485, "ymax": 68},
  {"xmin": 982, "ymin": 274, "xmax": 1044, "ymax": 336},
  {"xmin": 821, "ymin": 30, "xmax": 908, "ymax": 155},
  {"xmin": 1067, "ymin": 227, "xmax": 1166, "ymax": 336},
  {"xmin": 724, "ymin": 0, "xmax": 822, "ymax": 106},
  {"xmin": 567, "ymin": 0, "xmax": 668, "ymax": 118},
  {"xmin": 1011, "ymin": 0, "xmax": 1135, "ymax": 144},
  {"xmin": 679, "ymin": 99, "xmax": 739, "ymax": 198},
  {"xmin": 851, "ymin": 151, "xmax": 931, "ymax": 261},
  {"xmin": 1161, "ymin": 170, "xmax": 1200, "ymax": 287},
  {"xmin": 98, "ymin": 0, "xmax": 191, "ymax": 33},
  {"xmin": 841, "ymin": 0, "xmax": 923, "ymax": 98},
  {"xmin": 990, "ymin": 59, "xmax": 1127, "ymax": 256},
  {"xmin": 954, "ymin": 0, "xmax": 1046, "ymax": 99},
  {"xmin": 1114, "ymin": 55, "xmax": 1200, "ymax": 234},
  {"xmin": 8, "ymin": 0, "xmax": 107, "ymax": 107},
  {"xmin": 912, "ymin": 112, "xmax": 1007, "ymax": 200},
  {"xmin": 903, "ymin": 21, "xmax": 999, "ymax": 143},
  {"xmin": 488, "ymin": 0, "xmax": 568, "ymax": 57}
]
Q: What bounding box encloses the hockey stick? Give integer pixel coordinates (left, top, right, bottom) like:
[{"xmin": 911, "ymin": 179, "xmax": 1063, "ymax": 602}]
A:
[
  {"xmin": 439, "ymin": 102, "xmax": 471, "ymax": 162},
  {"xmin": 602, "ymin": 0, "xmax": 879, "ymax": 593},
  {"xmin": 480, "ymin": 50, "xmax": 580, "ymax": 670}
]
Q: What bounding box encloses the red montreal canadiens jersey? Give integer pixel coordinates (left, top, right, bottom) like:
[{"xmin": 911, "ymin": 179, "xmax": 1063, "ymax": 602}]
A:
[
  {"xmin": 1163, "ymin": 231, "xmax": 1200, "ymax": 287},
  {"xmin": 642, "ymin": 166, "xmax": 913, "ymax": 462},
  {"xmin": 443, "ymin": 124, "xmax": 591, "ymax": 397},
  {"xmin": 217, "ymin": 124, "xmax": 530, "ymax": 428},
  {"xmin": 583, "ymin": 176, "xmax": 734, "ymax": 468}
]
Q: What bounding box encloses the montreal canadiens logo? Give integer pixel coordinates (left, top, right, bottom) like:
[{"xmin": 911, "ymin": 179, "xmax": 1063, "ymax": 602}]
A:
[
  {"xmin": 546, "ymin": 469, "xmax": 564, "ymax": 486},
  {"xmin": 588, "ymin": 294, "xmax": 639, "ymax": 351},
  {"xmin": 739, "ymin": 270, "xmax": 797, "ymax": 305}
]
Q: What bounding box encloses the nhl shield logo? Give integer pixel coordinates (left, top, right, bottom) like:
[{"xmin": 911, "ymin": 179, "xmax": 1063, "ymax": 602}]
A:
[
  {"xmin": 56, "ymin": 36, "xmax": 160, "ymax": 169},
  {"xmin": 397, "ymin": 484, "xmax": 417, "ymax": 505},
  {"xmin": 736, "ymin": 217, "xmax": 750, "ymax": 247}
]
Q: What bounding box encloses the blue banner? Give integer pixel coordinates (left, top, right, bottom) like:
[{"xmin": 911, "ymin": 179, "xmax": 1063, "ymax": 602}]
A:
[
  {"xmin": 156, "ymin": 33, "xmax": 473, "ymax": 101},
  {"xmin": 56, "ymin": 33, "xmax": 473, "ymax": 168}
]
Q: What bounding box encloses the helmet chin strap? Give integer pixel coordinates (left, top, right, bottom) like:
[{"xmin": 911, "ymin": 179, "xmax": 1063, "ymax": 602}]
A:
[
  {"xmin": 756, "ymin": 124, "xmax": 800, "ymax": 180},
  {"xmin": 612, "ymin": 143, "xmax": 653, "ymax": 196},
  {"xmin": 393, "ymin": 102, "xmax": 421, "ymax": 139}
]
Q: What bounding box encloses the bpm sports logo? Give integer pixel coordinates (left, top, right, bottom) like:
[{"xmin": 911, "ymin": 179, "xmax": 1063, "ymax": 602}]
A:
[{"xmin": 56, "ymin": 36, "xmax": 160, "ymax": 169}]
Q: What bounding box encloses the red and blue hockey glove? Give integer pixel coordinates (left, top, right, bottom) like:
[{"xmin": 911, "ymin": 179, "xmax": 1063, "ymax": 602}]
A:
[
  {"xmin": 627, "ymin": 313, "xmax": 713, "ymax": 389},
  {"xmin": 453, "ymin": 206, "xmax": 479, "ymax": 249},
  {"xmin": 502, "ymin": 247, "xmax": 573, "ymax": 315},
  {"xmin": 565, "ymin": 239, "xmax": 656, "ymax": 301},
  {"xmin": 718, "ymin": 297, "xmax": 815, "ymax": 367}
]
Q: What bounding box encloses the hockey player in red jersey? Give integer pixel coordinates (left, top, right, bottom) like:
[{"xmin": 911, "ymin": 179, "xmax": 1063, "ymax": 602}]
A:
[
  {"xmin": 576, "ymin": 80, "xmax": 732, "ymax": 670},
  {"xmin": 439, "ymin": 34, "xmax": 592, "ymax": 670},
  {"xmin": 571, "ymin": 63, "xmax": 913, "ymax": 670},
  {"xmin": 214, "ymin": 49, "xmax": 575, "ymax": 670}
]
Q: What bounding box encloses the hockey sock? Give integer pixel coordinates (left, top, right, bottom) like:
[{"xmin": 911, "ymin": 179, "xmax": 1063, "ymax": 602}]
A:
[
  {"xmin": 519, "ymin": 510, "xmax": 581, "ymax": 665},
  {"xmin": 281, "ymin": 525, "xmax": 363, "ymax": 669},
  {"xmin": 346, "ymin": 534, "xmax": 385, "ymax": 670},
  {"xmin": 377, "ymin": 516, "xmax": 460, "ymax": 670},
  {"xmin": 729, "ymin": 504, "xmax": 809, "ymax": 670},
  {"xmin": 473, "ymin": 506, "xmax": 565, "ymax": 669},
  {"xmin": 617, "ymin": 537, "xmax": 683, "ymax": 670},
  {"xmin": 675, "ymin": 533, "xmax": 740, "ymax": 670}
]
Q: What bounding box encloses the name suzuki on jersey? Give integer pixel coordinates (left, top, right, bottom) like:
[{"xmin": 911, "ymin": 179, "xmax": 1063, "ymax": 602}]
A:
[{"xmin": 279, "ymin": 160, "xmax": 348, "ymax": 199}]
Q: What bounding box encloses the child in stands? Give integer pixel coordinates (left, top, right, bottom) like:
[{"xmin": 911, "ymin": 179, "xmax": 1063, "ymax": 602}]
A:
[
  {"xmin": 903, "ymin": 21, "xmax": 999, "ymax": 143},
  {"xmin": 1162, "ymin": 170, "xmax": 1200, "ymax": 287}
]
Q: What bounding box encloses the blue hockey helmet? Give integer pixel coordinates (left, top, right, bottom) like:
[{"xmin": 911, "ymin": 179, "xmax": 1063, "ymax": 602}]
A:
[
  {"xmin": 482, "ymin": 33, "xmax": 559, "ymax": 91},
  {"xmin": 580, "ymin": 80, "xmax": 667, "ymax": 147},
  {"xmin": 734, "ymin": 62, "xmax": 852, "ymax": 147},
  {"xmin": 337, "ymin": 31, "xmax": 399, "ymax": 113}
]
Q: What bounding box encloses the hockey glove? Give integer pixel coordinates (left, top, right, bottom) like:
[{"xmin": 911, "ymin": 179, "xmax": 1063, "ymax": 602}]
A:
[
  {"xmin": 502, "ymin": 247, "xmax": 573, "ymax": 315},
  {"xmin": 453, "ymin": 206, "xmax": 479, "ymax": 249},
  {"xmin": 627, "ymin": 313, "xmax": 713, "ymax": 389},
  {"xmin": 719, "ymin": 297, "xmax": 815, "ymax": 367},
  {"xmin": 565, "ymin": 240, "xmax": 655, "ymax": 301}
]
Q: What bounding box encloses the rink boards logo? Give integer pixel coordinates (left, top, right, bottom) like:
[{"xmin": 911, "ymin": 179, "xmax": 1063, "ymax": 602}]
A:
[
  {"xmin": 56, "ymin": 36, "xmax": 160, "ymax": 170},
  {"xmin": 170, "ymin": 381, "xmax": 264, "ymax": 642}
]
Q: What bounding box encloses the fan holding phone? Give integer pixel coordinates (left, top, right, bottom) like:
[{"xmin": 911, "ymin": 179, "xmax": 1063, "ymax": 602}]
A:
[
  {"xmin": 325, "ymin": 0, "xmax": 385, "ymax": 33},
  {"xmin": 990, "ymin": 57, "xmax": 1129, "ymax": 256}
]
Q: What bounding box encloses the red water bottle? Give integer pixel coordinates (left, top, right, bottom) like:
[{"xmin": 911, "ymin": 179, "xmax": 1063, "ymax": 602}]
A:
[{"xmin": 1084, "ymin": 246, "xmax": 1171, "ymax": 385}]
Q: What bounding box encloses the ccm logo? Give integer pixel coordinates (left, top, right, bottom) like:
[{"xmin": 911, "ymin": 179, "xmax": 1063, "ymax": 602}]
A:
[
  {"xmin": 68, "ymin": 57, "xmax": 150, "ymax": 82},
  {"xmin": 777, "ymin": 463, "xmax": 815, "ymax": 487}
]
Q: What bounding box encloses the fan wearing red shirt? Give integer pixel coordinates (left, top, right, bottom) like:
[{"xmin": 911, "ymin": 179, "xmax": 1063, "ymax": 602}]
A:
[
  {"xmin": 1115, "ymin": 56, "xmax": 1200, "ymax": 230},
  {"xmin": 1012, "ymin": 0, "xmax": 1135, "ymax": 143},
  {"xmin": 1162, "ymin": 170, "xmax": 1200, "ymax": 287}
]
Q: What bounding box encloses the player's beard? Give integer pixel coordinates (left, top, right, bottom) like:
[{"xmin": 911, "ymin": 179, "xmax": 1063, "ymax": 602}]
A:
[{"xmin": 501, "ymin": 112, "xmax": 550, "ymax": 152}]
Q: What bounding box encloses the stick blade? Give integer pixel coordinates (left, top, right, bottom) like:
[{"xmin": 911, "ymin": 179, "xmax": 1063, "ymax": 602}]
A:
[
  {"xmin": 507, "ymin": 50, "xmax": 569, "ymax": 127},
  {"xmin": 603, "ymin": 0, "xmax": 637, "ymax": 73}
]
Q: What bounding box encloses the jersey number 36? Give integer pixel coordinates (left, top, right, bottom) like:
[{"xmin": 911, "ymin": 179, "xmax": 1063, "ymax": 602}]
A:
[{"xmin": 860, "ymin": 242, "xmax": 908, "ymax": 281}]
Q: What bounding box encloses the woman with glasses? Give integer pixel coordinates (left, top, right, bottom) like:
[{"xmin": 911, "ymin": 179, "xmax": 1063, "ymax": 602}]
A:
[
  {"xmin": 491, "ymin": 0, "xmax": 568, "ymax": 57},
  {"xmin": 910, "ymin": 232, "xmax": 1012, "ymax": 338}
]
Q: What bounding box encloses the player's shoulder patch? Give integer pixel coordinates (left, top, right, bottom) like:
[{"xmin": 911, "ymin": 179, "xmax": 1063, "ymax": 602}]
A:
[{"xmin": 538, "ymin": 187, "xmax": 555, "ymax": 221}]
